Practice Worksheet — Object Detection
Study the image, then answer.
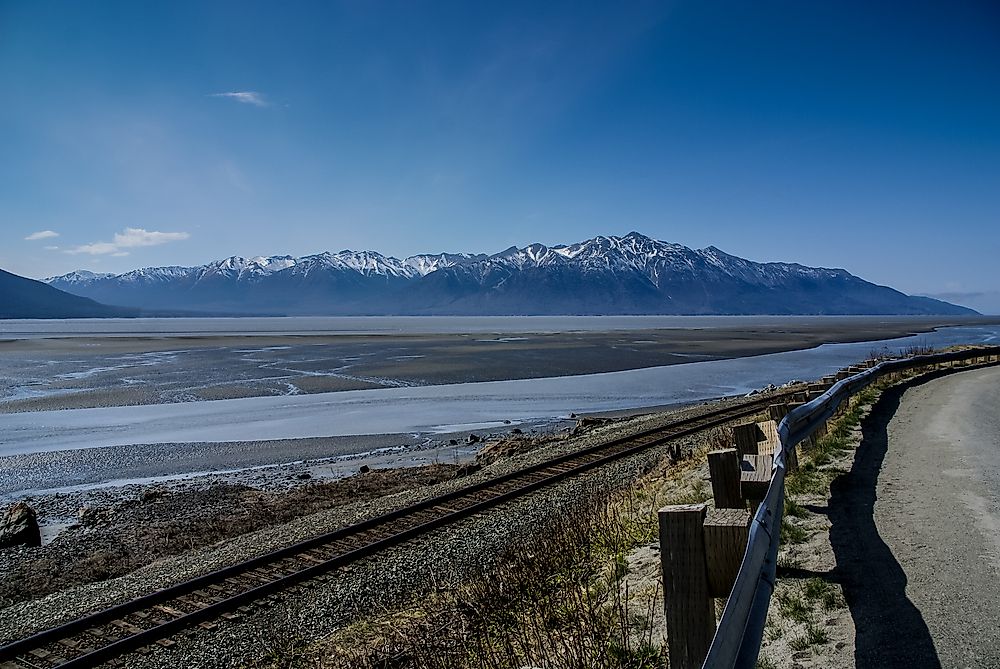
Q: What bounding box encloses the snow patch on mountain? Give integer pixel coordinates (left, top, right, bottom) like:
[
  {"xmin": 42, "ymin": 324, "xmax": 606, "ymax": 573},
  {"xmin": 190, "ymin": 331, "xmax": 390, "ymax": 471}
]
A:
[
  {"xmin": 404, "ymin": 253, "xmax": 488, "ymax": 276},
  {"xmin": 43, "ymin": 270, "xmax": 115, "ymax": 284}
]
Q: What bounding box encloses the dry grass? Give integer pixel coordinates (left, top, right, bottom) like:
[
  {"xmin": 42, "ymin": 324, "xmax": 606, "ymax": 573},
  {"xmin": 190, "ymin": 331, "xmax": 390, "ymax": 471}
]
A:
[
  {"xmin": 259, "ymin": 432, "xmax": 721, "ymax": 669},
  {"xmin": 299, "ymin": 488, "xmax": 666, "ymax": 669}
]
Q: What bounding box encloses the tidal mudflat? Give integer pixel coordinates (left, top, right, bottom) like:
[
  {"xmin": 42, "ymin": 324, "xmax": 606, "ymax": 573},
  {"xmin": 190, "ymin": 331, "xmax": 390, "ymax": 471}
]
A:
[
  {"xmin": 1, "ymin": 316, "xmax": 998, "ymax": 502},
  {"xmin": 1, "ymin": 315, "xmax": 995, "ymax": 413}
]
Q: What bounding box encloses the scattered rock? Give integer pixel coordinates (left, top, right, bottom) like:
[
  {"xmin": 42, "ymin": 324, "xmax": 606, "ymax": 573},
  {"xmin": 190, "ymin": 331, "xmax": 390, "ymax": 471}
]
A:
[
  {"xmin": 572, "ymin": 416, "xmax": 610, "ymax": 434},
  {"xmin": 358, "ymin": 465, "xmax": 371, "ymax": 474},
  {"xmin": 140, "ymin": 487, "xmax": 167, "ymax": 503},
  {"xmin": 0, "ymin": 502, "xmax": 41, "ymax": 549},
  {"xmin": 466, "ymin": 433, "xmax": 480, "ymax": 444},
  {"xmin": 296, "ymin": 472, "xmax": 312, "ymax": 480},
  {"xmin": 511, "ymin": 428, "xmax": 523, "ymax": 435},
  {"xmin": 503, "ymin": 419, "xmax": 511, "ymax": 424},
  {"xmin": 449, "ymin": 439, "xmax": 458, "ymax": 446},
  {"xmin": 454, "ymin": 463, "xmax": 482, "ymax": 478},
  {"xmin": 569, "ymin": 413, "xmax": 577, "ymax": 418}
]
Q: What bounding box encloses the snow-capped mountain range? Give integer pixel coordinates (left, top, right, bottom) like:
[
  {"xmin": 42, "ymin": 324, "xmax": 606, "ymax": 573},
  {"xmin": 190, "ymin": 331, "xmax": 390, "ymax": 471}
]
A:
[{"xmin": 44, "ymin": 232, "xmax": 975, "ymax": 316}]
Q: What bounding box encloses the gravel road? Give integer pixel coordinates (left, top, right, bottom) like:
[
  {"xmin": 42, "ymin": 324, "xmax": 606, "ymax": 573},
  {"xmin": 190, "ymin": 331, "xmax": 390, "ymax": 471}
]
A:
[{"xmin": 835, "ymin": 366, "xmax": 1000, "ymax": 668}]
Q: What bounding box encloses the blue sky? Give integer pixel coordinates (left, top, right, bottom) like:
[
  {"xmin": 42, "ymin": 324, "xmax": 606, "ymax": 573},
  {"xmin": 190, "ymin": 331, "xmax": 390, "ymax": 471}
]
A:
[{"xmin": 2, "ymin": 1, "xmax": 999, "ymax": 311}]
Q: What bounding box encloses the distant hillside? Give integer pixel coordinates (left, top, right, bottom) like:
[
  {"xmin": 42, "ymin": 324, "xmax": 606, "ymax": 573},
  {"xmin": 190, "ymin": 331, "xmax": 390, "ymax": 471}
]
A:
[
  {"xmin": 0, "ymin": 268, "xmax": 138, "ymax": 319},
  {"xmin": 46, "ymin": 232, "xmax": 977, "ymax": 316}
]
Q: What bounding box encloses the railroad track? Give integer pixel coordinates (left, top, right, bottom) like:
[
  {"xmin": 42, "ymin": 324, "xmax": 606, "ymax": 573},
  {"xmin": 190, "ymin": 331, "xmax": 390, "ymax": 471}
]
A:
[{"xmin": 0, "ymin": 391, "xmax": 792, "ymax": 669}]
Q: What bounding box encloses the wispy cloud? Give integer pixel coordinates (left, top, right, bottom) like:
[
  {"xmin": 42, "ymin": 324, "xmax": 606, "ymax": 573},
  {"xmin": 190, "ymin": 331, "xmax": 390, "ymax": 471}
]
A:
[
  {"xmin": 25, "ymin": 230, "xmax": 59, "ymax": 241},
  {"xmin": 66, "ymin": 227, "xmax": 190, "ymax": 256},
  {"xmin": 211, "ymin": 91, "xmax": 269, "ymax": 107},
  {"xmin": 113, "ymin": 228, "xmax": 190, "ymax": 248}
]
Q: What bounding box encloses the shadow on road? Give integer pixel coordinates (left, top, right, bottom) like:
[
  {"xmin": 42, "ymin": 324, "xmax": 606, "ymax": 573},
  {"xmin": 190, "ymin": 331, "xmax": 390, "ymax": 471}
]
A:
[{"xmin": 828, "ymin": 377, "xmax": 942, "ymax": 669}]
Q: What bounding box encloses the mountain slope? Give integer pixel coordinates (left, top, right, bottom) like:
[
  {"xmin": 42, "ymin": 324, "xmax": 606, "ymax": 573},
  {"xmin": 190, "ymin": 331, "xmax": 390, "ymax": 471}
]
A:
[
  {"xmin": 45, "ymin": 232, "xmax": 977, "ymax": 316},
  {"xmin": 0, "ymin": 268, "xmax": 138, "ymax": 319}
]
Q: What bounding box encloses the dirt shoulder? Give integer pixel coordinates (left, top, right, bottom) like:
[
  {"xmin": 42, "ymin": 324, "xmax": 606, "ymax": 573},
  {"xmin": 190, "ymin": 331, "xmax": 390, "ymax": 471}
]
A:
[{"xmin": 853, "ymin": 366, "xmax": 1000, "ymax": 668}]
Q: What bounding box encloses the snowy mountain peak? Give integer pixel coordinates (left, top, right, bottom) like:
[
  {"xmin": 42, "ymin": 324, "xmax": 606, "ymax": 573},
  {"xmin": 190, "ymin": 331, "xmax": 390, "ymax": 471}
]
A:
[
  {"xmin": 118, "ymin": 266, "xmax": 194, "ymax": 283},
  {"xmin": 40, "ymin": 232, "xmax": 976, "ymax": 316},
  {"xmin": 208, "ymin": 255, "xmax": 298, "ymax": 278},
  {"xmin": 296, "ymin": 249, "xmax": 416, "ymax": 278},
  {"xmin": 43, "ymin": 269, "xmax": 115, "ymax": 284},
  {"xmin": 404, "ymin": 252, "xmax": 487, "ymax": 276}
]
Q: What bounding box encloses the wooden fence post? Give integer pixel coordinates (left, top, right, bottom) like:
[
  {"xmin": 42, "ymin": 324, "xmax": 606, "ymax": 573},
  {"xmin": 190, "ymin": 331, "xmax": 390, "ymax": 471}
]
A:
[
  {"xmin": 659, "ymin": 504, "xmax": 716, "ymax": 669},
  {"xmin": 704, "ymin": 509, "xmax": 752, "ymax": 598},
  {"xmin": 740, "ymin": 455, "xmax": 771, "ymax": 508},
  {"xmin": 784, "ymin": 440, "xmax": 799, "ymax": 472},
  {"xmin": 708, "ymin": 449, "xmax": 743, "ymax": 509},
  {"xmin": 732, "ymin": 423, "xmax": 762, "ymax": 456}
]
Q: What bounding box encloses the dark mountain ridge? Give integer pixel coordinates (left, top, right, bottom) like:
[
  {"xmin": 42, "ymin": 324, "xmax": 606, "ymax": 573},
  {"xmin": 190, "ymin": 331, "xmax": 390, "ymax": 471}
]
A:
[
  {"xmin": 43, "ymin": 232, "xmax": 976, "ymax": 316},
  {"xmin": 0, "ymin": 268, "xmax": 139, "ymax": 319}
]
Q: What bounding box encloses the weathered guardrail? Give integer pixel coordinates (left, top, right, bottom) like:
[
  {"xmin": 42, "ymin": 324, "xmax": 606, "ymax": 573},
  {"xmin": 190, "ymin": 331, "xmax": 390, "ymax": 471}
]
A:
[{"xmin": 702, "ymin": 345, "xmax": 1000, "ymax": 668}]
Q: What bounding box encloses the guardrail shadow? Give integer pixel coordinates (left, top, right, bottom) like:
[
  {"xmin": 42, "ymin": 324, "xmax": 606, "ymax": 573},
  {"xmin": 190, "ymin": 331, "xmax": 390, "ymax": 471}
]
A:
[{"xmin": 828, "ymin": 377, "xmax": 942, "ymax": 669}]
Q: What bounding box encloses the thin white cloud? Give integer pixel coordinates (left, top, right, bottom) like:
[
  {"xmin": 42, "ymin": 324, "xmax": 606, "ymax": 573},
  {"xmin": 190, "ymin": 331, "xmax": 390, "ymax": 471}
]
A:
[
  {"xmin": 25, "ymin": 230, "xmax": 60, "ymax": 241},
  {"xmin": 44, "ymin": 245, "xmax": 60, "ymax": 251},
  {"xmin": 66, "ymin": 227, "xmax": 190, "ymax": 255},
  {"xmin": 211, "ymin": 91, "xmax": 269, "ymax": 107},
  {"xmin": 112, "ymin": 227, "xmax": 189, "ymax": 248},
  {"xmin": 68, "ymin": 242, "xmax": 120, "ymax": 255}
]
